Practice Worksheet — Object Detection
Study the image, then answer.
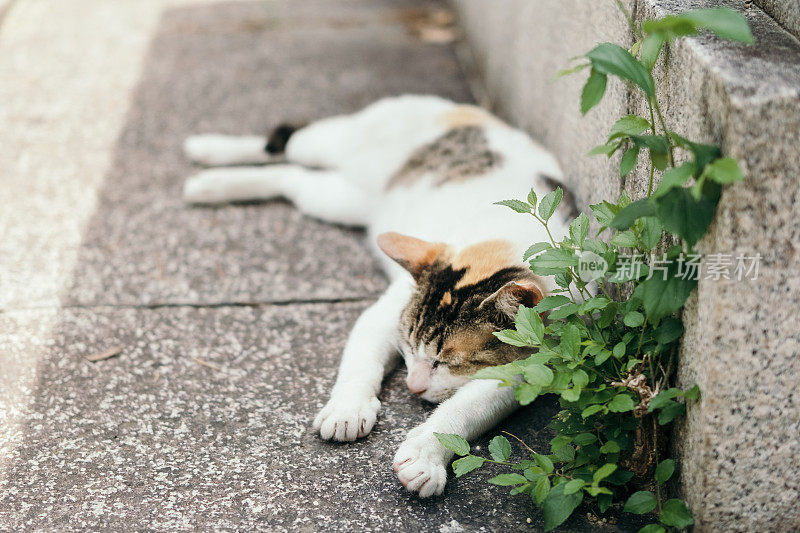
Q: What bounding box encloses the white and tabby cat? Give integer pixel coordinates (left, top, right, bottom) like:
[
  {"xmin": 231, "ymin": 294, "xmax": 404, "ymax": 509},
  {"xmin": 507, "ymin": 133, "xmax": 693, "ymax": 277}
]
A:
[{"xmin": 182, "ymin": 95, "xmax": 571, "ymax": 498}]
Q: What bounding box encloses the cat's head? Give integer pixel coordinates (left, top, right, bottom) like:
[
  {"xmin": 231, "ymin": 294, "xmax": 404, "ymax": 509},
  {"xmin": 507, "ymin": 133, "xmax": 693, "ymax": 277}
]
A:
[{"xmin": 378, "ymin": 232, "xmax": 545, "ymax": 403}]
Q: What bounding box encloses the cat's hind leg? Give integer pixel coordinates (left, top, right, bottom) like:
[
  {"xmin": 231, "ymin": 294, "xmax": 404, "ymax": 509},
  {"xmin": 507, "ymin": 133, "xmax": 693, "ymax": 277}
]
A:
[
  {"xmin": 183, "ymin": 165, "xmax": 372, "ymax": 227},
  {"xmin": 183, "ymin": 135, "xmax": 274, "ymax": 166}
]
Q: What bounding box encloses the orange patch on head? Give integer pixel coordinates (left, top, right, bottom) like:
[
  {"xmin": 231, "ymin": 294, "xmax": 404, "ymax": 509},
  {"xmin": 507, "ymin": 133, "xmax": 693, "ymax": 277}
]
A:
[
  {"xmin": 439, "ymin": 291, "xmax": 452, "ymax": 306},
  {"xmin": 437, "ymin": 105, "xmax": 500, "ymax": 129},
  {"xmin": 452, "ymin": 240, "xmax": 519, "ymax": 289}
]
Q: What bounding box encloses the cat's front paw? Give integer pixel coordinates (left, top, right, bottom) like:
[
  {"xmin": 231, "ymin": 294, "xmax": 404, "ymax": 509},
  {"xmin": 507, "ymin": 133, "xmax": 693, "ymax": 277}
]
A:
[
  {"xmin": 312, "ymin": 394, "xmax": 380, "ymax": 442},
  {"xmin": 393, "ymin": 432, "xmax": 449, "ymax": 498}
]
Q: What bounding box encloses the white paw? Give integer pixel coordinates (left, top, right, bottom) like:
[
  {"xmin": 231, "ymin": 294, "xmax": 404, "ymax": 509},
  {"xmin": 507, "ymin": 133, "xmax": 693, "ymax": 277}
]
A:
[
  {"xmin": 183, "ymin": 134, "xmax": 242, "ymax": 166},
  {"xmin": 312, "ymin": 394, "xmax": 381, "ymax": 442},
  {"xmin": 393, "ymin": 431, "xmax": 449, "ymax": 498},
  {"xmin": 182, "ymin": 169, "xmax": 231, "ymax": 204}
]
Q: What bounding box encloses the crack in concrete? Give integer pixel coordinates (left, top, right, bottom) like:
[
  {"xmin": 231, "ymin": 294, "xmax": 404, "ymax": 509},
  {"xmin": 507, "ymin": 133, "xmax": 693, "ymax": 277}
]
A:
[{"xmin": 0, "ymin": 295, "xmax": 380, "ymax": 314}]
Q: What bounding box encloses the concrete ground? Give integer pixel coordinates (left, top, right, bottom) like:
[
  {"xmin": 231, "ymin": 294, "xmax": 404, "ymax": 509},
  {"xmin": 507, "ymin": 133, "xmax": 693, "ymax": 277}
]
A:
[{"xmin": 0, "ymin": 1, "xmax": 644, "ymax": 530}]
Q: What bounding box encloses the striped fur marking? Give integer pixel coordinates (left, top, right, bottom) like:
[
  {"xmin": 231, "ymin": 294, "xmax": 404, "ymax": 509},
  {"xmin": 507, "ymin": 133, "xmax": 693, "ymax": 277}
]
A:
[{"xmin": 386, "ymin": 126, "xmax": 504, "ymax": 189}]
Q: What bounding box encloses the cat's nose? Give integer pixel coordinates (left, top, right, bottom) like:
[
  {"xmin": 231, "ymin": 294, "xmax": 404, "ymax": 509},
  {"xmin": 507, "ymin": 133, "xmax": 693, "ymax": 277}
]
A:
[
  {"xmin": 406, "ymin": 379, "xmax": 428, "ymax": 395},
  {"xmin": 408, "ymin": 386, "xmax": 428, "ymax": 396}
]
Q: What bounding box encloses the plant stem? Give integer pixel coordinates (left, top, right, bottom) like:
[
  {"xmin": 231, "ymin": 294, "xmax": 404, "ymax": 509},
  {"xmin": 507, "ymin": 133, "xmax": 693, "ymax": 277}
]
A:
[
  {"xmin": 613, "ymin": 0, "xmax": 643, "ymax": 40},
  {"xmin": 502, "ymin": 431, "xmax": 539, "ymax": 456},
  {"xmin": 652, "ymin": 96, "xmax": 675, "ymax": 167}
]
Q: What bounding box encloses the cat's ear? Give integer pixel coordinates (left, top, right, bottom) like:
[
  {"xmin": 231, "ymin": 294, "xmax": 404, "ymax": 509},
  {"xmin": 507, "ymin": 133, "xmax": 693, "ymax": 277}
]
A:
[
  {"xmin": 480, "ymin": 280, "xmax": 544, "ymax": 320},
  {"xmin": 377, "ymin": 232, "xmax": 446, "ymax": 279}
]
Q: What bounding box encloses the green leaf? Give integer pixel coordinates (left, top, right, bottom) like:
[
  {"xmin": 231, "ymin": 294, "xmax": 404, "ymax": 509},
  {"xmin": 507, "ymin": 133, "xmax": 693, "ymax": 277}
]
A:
[
  {"xmin": 534, "ymin": 454, "xmax": 555, "ymax": 474},
  {"xmin": 582, "ymin": 404, "xmax": 604, "ymax": 418},
  {"xmin": 573, "ymin": 433, "xmax": 597, "ymax": 446},
  {"xmin": 639, "ymin": 216, "xmax": 663, "ymax": 250},
  {"xmin": 638, "ymin": 525, "xmax": 666, "ymax": 533},
  {"xmin": 634, "ymin": 269, "xmax": 697, "ymax": 321},
  {"xmin": 653, "ymin": 162, "xmax": 695, "ymax": 199},
  {"xmin": 629, "ymin": 134, "xmax": 670, "ymax": 153},
  {"xmin": 657, "ymin": 401, "xmax": 686, "ymax": 425},
  {"xmin": 527, "ymin": 188, "xmax": 538, "ymax": 207},
  {"xmin": 561, "ymin": 387, "xmax": 581, "ymax": 402},
  {"xmin": 435, "ymin": 433, "xmax": 470, "ymax": 456},
  {"xmin": 516, "ymin": 305, "xmax": 545, "ymax": 345},
  {"xmin": 624, "ymin": 491, "xmax": 658, "ymax": 514},
  {"xmin": 610, "ymin": 229, "xmax": 638, "ymax": 248},
  {"xmin": 530, "ymin": 247, "xmax": 577, "ymax": 275},
  {"xmin": 704, "ymin": 156, "xmax": 744, "ymax": 184},
  {"xmin": 558, "ymin": 324, "xmax": 581, "ymax": 360},
  {"xmin": 593, "ymin": 463, "xmax": 617, "ymax": 483},
  {"xmin": 493, "ymin": 329, "xmax": 533, "ymax": 348},
  {"xmin": 548, "ymin": 303, "xmax": 580, "ymax": 320},
  {"xmin": 580, "ymin": 296, "xmax": 611, "ymax": 313},
  {"xmin": 683, "ymin": 7, "xmax": 754, "ymax": 44},
  {"xmin": 599, "ymin": 440, "xmax": 621, "ymax": 454},
  {"xmin": 534, "ymin": 295, "xmax": 572, "ymax": 312},
  {"xmin": 515, "ymin": 383, "xmax": 542, "ymax": 406},
  {"xmin": 554, "ymin": 62, "xmax": 591, "ymax": 79},
  {"xmin": 523, "ymin": 242, "xmax": 552, "ymax": 261},
  {"xmin": 586, "ymin": 43, "xmax": 655, "ymax": 97},
  {"xmin": 608, "ymin": 394, "xmax": 636, "ymax": 413},
  {"xmin": 620, "ymin": 146, "xmax": 640, "ymax": 177},
  {"xmin": 452, "ymin": 455, "xmax": 486, "ymax": 477},
  {"xmin": 553, "ymin": 443, "xmax": 575, "ymax": 462},
  {"xmin": 624, "ymin": 311, "xmax": 645, "ymax": 327},
  {"xmin": 488, "ymin": 435, "xmax": 513, "ymax": 462},
  {"xmin": 569, "ymin": 213, "xmax": 590, "ymax": 247},
  {"xmin": 539, "ymin": 187, "xmax": 564, "ymax": 222},
  {"xmin": 543, "ymin": 482, "xmax": 584, "ymax": 531},
  {"xmin": 609, "ymin": 115, "xmax": 652, "ymax": 139},
  {"xmin": 639, "ymin": 33, "xmax": 665, "ymax": 70},
  {"xmin": 659, "ymin": 499, "xmax": 694, "ymax": 528},
  {"xmin": 489, "ymin": 473, "xmax": 528, "ymax": 486},
  {"xmin": 648, "ymin": 389, "xmax": 683, "ymax": 411},
  {"xmin": 524, "ymin": 364, "xmax": 555, "ymax": 388},
  {"xmin": 533, "ymin": 475, "xmax": 551, "ymax": 505},
  {"xmin": 612, "ymin": 341, "xmax": 626, "ymax": 358},
  {"xmin": 590, "ymin": 200, "xmax": 618, "ymax": 226},
  {"xmin": 655, "ymin": 181, "xmax": 717, "ymax": 247},
  {"xmin": 598, "ymin": 493, "xmax": 613, "ymax": 513},
  {"xmin": 494, "ymin": 199, "xmax": 531, "ymax": 213},
  {"xmin": 563, "ymin": 479, "xmax": 585, "ymax": 495},
  {"xmin": 572, "ymin": 369, "xmax": 589, "ymax": 389},
  {"xmin": 594, "ymin": 350, "xmax": 613, "ymax": 365},
  {"xmin": 655, "ymin": 317, "xmax": 684, "ymax": 344},
  {"xmin": 588, "ymin": 141, "xmax": 622, "ymax": 157},
  {"xmin": 655, "ymin": 459, "xmax": 675, "ymax": 484},
  {"xmin": 610, "ymin": 198, "xmax": 656, "ymax": 230},
  {"xmin": 581, "ymin": 68, "xmax": 608, "ymax": 115},
  {"xmin": 683, "ymin": 384, "xmax": 701, "ymax": 401}
]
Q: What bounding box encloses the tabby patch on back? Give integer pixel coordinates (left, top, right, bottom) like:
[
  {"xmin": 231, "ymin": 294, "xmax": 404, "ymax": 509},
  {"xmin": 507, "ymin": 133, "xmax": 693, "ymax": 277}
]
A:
[{"xmin": 386, "ymin": 126, "xmax": 504, "ymax": 190}]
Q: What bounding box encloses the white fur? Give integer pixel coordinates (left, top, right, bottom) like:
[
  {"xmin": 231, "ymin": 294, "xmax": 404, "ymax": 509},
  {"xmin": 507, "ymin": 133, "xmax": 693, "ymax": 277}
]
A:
[{"xmin": 182, "ymin": 95, "xmax": 570, "ymax": 497}]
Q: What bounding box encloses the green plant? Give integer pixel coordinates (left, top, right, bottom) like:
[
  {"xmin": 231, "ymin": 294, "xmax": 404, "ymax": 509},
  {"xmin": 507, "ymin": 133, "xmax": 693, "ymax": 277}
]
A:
[{"xmin": 435, "ymin": 5, "xmax": 752, "ymax": 532}]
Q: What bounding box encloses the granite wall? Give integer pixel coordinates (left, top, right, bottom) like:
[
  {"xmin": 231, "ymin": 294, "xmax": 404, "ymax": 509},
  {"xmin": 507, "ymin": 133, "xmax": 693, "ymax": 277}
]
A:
[{"xmin": 450, "ymin": 0, "xmax": 800, "ymax": 530}]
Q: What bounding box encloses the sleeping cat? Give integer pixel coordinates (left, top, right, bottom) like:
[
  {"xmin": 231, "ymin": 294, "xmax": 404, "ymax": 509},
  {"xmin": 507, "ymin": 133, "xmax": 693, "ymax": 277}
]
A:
[{"xmin": 182, "ymin": 95, "xmax": 571, "ymax": 498}]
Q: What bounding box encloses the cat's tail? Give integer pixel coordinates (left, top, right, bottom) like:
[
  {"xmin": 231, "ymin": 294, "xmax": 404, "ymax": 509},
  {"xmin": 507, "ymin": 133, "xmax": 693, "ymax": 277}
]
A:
[{"xmin": 183, "ymin": 122, "xmax": 306, "ymax": 167}]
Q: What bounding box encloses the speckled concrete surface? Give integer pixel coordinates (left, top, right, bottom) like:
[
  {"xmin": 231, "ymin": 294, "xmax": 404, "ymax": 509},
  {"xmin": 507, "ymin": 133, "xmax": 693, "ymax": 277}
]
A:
[
  {"xmin": 0, "ymin": 0, "xmax": 645, "ymax": 530},
  {"xmin": 0, "ymin": 304, "xmax": 647, "ymax": 531}
]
